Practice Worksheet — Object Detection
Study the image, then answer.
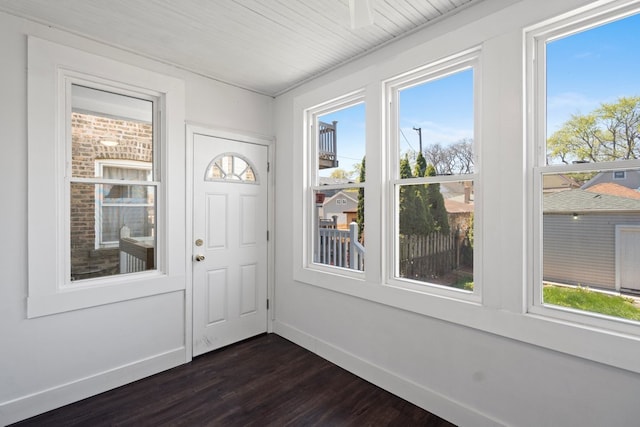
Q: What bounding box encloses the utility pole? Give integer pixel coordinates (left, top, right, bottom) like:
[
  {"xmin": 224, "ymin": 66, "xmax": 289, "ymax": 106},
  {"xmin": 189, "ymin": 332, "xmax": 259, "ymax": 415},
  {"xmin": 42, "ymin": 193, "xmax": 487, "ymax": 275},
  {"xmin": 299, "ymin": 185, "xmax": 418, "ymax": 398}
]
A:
[{"xmin": 413, "ymin": 127, "xmax": 422, "ymax": 153}]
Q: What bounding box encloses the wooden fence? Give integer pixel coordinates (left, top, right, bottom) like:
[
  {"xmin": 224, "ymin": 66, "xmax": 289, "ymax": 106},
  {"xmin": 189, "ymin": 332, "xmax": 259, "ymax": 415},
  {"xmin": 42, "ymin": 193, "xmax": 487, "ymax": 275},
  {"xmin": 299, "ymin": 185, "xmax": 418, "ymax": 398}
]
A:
[{"xmin": 399, "ymin": 231, "xmax": 459, "ymax": 280}]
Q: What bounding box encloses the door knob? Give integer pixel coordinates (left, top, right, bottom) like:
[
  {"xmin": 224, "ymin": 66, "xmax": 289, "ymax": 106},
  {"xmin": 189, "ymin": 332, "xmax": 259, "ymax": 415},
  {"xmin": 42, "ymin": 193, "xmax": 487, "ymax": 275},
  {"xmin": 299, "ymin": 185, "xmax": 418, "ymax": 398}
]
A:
[{"xmin": 194, "ymin": 254, "xmax": 205, "ymax": 262}]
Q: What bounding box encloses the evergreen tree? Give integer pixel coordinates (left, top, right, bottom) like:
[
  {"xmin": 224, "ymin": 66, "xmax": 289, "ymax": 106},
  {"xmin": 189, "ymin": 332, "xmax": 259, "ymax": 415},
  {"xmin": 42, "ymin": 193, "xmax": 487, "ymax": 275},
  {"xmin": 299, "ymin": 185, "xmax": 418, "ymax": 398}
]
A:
[
  {"xmin": 399, "ymin": 154, "xmax": 432, "ymax": 235},
  {"xmin": 413, "ymin": 152, "xmax": 433, "ymax": 235},
  {"xmin": 357, "ymin": 156, "xmax": 365, "ymax": 242},
  {"xmin": 425, "ymin": 164, "xmax": 450, "ymax": 234}
]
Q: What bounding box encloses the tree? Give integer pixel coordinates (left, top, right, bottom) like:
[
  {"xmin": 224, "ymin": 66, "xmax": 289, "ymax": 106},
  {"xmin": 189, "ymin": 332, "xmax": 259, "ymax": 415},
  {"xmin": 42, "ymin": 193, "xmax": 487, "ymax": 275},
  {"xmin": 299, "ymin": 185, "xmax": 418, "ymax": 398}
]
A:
[
  {"xmin": 425, "ymin": 164, "xmax": 450, "ymax": 234},
  {"xmin": 357, "ymin": 156, "xmax": 365, "ymax": 242},
  {"xmin": 329, "ymin": 168, "xmax": 353, "ymax": 180},
  {"xmin": 547, "ymin": 96, "xmax": 640, "ymax": 163},
  {"xmin": 399, "ymin": 155, "xmax": 431, "ymax": 235},
  {"xmin": 422, "ymin": 139, "xmax": 474, "ymax": 175}
]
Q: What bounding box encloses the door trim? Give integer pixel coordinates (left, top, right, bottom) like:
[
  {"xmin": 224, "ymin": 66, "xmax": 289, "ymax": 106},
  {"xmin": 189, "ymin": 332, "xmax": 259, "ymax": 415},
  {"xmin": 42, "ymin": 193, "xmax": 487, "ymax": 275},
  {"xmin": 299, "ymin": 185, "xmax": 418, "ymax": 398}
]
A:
[
  {"xmin": 185, "ymin": 123, "xmax": 275, "ymax": 362},
  {"xmin": 615, "ymin": 224, "xmax": 640, "ymax": 292}
]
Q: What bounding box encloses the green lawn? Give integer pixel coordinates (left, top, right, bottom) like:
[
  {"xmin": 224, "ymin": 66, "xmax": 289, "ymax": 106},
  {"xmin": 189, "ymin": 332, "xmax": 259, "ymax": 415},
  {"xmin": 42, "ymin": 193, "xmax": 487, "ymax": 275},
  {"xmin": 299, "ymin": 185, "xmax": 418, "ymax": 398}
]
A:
[{"xmin": 543, "ymin": 285, "xmax": 640, "ymax": 321}]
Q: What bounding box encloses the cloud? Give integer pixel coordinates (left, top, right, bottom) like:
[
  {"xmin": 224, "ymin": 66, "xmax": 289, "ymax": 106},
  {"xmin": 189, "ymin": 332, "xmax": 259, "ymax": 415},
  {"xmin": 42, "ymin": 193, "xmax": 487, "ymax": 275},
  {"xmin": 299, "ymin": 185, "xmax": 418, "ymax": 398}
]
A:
[{"xmin": 546, "ymin": 92, "xmax": 597, "ymax": 112}]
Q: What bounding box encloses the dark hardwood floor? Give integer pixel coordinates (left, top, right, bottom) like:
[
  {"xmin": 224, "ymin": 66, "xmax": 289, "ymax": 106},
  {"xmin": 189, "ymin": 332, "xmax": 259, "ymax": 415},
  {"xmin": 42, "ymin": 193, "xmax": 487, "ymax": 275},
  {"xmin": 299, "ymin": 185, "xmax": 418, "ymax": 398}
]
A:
[{"xmin": 12, "ymin": 334, "xmax": 456, "ymax": 426}]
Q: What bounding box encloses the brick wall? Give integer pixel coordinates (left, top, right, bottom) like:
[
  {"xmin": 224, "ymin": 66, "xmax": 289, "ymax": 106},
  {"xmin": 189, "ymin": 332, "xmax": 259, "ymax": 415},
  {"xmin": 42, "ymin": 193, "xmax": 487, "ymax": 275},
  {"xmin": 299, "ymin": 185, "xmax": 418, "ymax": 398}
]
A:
[{"xmin": 70, "ymin": 112, "xmax": 153, "ymax": 280}]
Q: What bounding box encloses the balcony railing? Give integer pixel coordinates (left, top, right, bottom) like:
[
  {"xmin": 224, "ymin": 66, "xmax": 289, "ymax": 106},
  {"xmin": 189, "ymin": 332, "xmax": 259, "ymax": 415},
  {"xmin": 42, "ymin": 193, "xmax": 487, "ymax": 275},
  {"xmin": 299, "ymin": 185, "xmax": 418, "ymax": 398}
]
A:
[
  {"xmin": 318, "ymin": 120, "xmax": 338, "ymax": 169},
  {"xmin": 315, "ymin": 221, "xmax": 364, "ymax": 271}
]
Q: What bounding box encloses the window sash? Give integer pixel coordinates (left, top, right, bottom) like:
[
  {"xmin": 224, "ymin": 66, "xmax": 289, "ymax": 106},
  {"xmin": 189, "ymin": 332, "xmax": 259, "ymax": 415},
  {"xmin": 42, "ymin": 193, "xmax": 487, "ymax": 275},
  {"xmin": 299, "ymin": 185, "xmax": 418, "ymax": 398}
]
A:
[
  {"xmin": 527, "ymin": 1, "xmax": 640, "ymax": 334},
  {"xmin": 384, "ymin": 50, "xmax": 480, "ymax": 300}
]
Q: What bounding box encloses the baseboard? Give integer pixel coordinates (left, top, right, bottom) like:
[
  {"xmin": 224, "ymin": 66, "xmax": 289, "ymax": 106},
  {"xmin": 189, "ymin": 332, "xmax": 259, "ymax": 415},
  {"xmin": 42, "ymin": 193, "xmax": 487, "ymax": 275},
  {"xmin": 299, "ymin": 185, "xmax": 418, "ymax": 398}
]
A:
[
  {"xmin": 273, "ymin": 321, "xmax": 502, "ymax": 427},
  {"xmin": 0, "ymin": 347, "xmax": 186, "ymax": 426}
]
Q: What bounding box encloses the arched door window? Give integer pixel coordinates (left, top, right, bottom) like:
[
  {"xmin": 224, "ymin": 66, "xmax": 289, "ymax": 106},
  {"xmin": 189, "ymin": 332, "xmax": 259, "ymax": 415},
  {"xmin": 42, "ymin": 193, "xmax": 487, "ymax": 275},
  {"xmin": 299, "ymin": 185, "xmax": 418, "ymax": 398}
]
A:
[{"xmin": 204, "ymin": 153, "xmax": 258, "ymax": 183}]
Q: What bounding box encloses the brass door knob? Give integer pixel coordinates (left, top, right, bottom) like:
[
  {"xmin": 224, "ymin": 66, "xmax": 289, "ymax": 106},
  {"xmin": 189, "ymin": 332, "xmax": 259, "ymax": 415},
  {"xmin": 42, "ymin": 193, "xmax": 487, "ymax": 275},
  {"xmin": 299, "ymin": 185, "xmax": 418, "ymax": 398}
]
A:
[{"xmin": 194, "ymin": 254, "xmax": 205, "ymax": 262}]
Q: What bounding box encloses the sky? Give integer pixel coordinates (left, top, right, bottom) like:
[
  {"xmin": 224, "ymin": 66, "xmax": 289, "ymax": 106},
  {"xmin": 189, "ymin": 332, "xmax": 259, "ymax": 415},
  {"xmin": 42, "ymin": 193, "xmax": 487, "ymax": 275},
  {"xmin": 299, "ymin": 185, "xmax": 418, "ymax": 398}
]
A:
[
  {"xmin": 546, "ymin": 11, "xmax": 640, "ymax": 135},
  {"xmin": 318, "ymin": 10, "xmax": 640, "ymax": 178}
]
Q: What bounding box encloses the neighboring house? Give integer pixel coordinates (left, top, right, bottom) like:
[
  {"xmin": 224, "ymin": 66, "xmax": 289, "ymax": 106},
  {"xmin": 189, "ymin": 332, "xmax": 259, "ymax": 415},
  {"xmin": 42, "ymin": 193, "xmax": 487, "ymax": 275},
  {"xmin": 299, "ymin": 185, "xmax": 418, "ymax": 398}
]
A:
[
  {"xmin": 543, "ymin": 174, "xmax": 581, "ymax": 193},
  {"xmin": 582, "ymin": 169, "xmax": 640, "ymax": 191},
  {"xmin": 321, "ymin": 190, "xmax": 358, "ymax": 229},
  {"xmin": 584, "ymin": 182, "xmax": 640, "ymax": 199},
  {"xmin": 543, "ymin": 189, "xmax": 640, "ymax": 291},
  {"xmin": 442, "ymin": 181, "xmax": 474, "ymax": 233}
]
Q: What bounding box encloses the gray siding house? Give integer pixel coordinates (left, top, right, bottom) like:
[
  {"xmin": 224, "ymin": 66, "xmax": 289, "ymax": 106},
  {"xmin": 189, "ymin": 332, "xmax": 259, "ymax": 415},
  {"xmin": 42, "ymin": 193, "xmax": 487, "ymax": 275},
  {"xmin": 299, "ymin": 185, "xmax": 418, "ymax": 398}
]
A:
[{"xmin": 543, "ymin": 189, "xmax": 640, "ymax": 291}]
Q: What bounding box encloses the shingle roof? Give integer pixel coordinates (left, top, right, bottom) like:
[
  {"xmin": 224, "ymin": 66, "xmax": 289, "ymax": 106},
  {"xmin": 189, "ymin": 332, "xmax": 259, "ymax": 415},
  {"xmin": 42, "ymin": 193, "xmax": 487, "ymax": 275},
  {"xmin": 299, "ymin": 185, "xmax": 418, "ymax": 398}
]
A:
[
  {"xmin": 584, "ymin": 182, "xmax": 640, "ymax": 199},
  {"xmin": 543, "ymin": 189, "xmax": 640, "ymax": 212}
]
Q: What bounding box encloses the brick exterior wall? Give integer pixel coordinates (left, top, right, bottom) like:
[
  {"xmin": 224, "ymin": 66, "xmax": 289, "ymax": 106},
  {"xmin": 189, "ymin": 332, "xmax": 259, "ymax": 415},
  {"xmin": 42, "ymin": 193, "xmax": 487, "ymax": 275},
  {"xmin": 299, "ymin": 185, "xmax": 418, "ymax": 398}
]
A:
[{"xmin": 70, "ymin": 112, "xmax": 153, "ymax": 280}]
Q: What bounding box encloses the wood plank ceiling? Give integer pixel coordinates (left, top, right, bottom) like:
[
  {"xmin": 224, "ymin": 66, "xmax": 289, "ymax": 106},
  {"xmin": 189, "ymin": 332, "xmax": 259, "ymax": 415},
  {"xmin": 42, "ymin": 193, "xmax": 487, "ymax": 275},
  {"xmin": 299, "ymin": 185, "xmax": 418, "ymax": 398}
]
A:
[{"xmin": 0, "ymin": 0, "xmax": 483, "ymax": 96}]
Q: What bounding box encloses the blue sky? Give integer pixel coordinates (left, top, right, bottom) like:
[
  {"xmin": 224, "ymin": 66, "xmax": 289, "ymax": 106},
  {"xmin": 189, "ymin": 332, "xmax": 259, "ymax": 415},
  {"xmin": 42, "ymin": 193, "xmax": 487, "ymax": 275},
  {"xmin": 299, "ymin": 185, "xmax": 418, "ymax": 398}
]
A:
[
  {"xmin": 546, "ymin": 11, "xmax": 640, "ymax": 135},
  {"xmin": 318, "ymin": 10, "xmax": 640, "ymax": 177}
]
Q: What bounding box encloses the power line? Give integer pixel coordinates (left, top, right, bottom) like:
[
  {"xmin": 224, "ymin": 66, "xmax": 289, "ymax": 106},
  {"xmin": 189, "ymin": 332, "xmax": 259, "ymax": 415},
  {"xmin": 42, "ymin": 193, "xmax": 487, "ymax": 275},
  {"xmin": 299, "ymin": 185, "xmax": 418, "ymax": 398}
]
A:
[{"xmin": 400, "ymin": 128, "xmax": 415, "ymax": 151}]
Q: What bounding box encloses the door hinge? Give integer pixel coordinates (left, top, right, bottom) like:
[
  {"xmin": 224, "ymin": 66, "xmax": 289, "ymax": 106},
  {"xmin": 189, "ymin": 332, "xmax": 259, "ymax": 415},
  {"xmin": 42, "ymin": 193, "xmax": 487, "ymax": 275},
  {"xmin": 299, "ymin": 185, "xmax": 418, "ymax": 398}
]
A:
[
  {"xmin": 267, "ymin": 162, "xmax": 270, "ymax": 172},
  {"xmin": 267, "ymin": 299, "xmax": 270, "ymax": 310},
  {"xmin": 267, "ymin": 230, "xmax": 269, "ymax": 241}
]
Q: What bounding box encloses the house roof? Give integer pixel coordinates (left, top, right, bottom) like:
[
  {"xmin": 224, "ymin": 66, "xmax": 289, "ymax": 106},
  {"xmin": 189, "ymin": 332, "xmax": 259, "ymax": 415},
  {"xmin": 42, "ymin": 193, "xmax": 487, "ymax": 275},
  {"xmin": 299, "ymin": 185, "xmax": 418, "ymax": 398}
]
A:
[
  {"xmin": 325, "ymin": 190, "xmax": 358, "ymax": 204},
  {"xmin": 543, "ymin": 189, "xmax": 640, "ymax": 213},
  {"xmin": 584, "ymin": 182, "xmax": 640, "ymax": 200},
  {"xmin": 0, "ymin": 0, "xmax": 484, "ymax": 96},
  {"xmin": 444, "ymin": 198, "xmax": 474, "ymax": 214}
]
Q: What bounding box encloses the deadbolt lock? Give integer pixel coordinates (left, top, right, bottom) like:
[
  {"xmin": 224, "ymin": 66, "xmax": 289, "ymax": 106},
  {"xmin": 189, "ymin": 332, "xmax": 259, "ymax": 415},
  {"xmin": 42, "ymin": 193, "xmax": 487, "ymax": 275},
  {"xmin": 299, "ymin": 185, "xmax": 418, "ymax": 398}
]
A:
[{"xmin": 195, "ymin": 239, "xmax": 203, "ymax": 246}]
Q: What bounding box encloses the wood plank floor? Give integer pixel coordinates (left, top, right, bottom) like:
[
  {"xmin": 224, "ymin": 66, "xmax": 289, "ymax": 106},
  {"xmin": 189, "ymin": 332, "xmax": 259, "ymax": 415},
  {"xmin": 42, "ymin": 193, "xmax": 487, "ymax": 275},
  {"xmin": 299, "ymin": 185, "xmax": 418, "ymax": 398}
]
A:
[{"xmin": 12, "ymin": 334, "xmax": 456, "ymax": 426}]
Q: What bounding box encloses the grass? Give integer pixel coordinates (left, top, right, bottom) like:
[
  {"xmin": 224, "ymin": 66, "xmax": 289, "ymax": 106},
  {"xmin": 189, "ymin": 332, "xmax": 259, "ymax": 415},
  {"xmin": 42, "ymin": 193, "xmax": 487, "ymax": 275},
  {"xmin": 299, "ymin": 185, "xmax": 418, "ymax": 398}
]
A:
[
  {"xmin": 543, "ymin": 285, "xmax": 640, "ymax": 321},
  {"xmin": 451, "ymin": 275, "xmax": 474, "ymax": 291}
]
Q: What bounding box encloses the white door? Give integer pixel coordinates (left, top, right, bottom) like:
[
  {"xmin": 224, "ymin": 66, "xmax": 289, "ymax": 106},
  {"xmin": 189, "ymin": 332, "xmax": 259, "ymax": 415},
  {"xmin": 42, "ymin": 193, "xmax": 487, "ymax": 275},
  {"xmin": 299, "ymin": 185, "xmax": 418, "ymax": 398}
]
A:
[
  {"xmin": 192, "ymin": 134, "xmax": 269, "ymax": 356},
  {"xmin": 617, "ymin": 225, "xmax": 640, "ymax": 291}
]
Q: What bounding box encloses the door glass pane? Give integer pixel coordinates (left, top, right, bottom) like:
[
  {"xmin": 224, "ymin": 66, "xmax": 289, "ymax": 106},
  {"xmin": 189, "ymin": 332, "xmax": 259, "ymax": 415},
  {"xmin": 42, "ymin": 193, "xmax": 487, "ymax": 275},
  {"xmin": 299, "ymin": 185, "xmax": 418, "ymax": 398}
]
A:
[{"xmin": 205, "ymin": 154, "xmax": 257, "ymax": 183}]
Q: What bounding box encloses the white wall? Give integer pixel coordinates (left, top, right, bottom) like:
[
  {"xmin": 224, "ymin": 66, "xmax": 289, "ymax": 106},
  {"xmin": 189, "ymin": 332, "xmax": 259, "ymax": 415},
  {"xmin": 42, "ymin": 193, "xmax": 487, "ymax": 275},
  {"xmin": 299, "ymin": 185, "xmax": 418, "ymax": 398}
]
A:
[
  {"xmin": 273, "ymin": 0, "xmax": 640, "ymax": 426},
  {"xmin": 0, "ymin": 11, "xmax": 273, "ymax": 425}
]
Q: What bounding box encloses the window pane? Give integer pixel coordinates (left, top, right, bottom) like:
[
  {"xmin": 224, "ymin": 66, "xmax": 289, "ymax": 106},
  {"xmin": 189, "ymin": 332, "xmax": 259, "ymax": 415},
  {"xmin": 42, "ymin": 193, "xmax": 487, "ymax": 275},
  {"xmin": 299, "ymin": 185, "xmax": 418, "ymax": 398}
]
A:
[
  {"xmin": 313, "ymin": 188, "xmax": 364, "ymax": 271},
  {"xmin": 542, "ymin": 170, "xmax": 640, "ymax": 321},
  {"xmin": 71, "ymin": 85, "xmax": 154, "ymax": 178},
  {"xmin": 546, "ymin": 13, "xmax": 640, "ymax": 165},
  {"xmin": 396, "ymin": 180, "xmax": 474, "ymax": 290},
  {"xmin": 205, "ymin": 154, "xmax": 257, "ymax": 183},
  {"xmin": 398, "ymin": 69, "xmax": 474, "ymax": 176},
  {"xmin": 318, "ymin": 103, "xmax": 366, "ymax": 184},
  {"xmin": 70, "ymin": 182, "xmax": 156, "ymax": 281}
]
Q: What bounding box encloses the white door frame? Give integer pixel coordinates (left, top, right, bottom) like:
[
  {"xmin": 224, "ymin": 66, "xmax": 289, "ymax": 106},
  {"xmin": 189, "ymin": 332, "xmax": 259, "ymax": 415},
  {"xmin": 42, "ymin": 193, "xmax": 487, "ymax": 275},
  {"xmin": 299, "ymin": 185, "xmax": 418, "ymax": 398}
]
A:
[
  {"xmin": 615, "ymin": 224, "xmax": 640, "ymax": 292},
  {"xmin": 185, "ymin": 123, "xmax": 275, "ymax": 362}
]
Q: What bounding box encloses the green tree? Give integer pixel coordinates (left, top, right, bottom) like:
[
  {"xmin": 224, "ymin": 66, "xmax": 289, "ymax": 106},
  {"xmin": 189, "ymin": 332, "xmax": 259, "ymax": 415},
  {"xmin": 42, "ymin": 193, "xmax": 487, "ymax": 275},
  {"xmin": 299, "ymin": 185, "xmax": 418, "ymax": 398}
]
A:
[
  {"xmin": 425, "ymin": 164, "xmax": 450, "ymax": 234},
  {"xmin": 399, "ymin": 155, "xmax": 431, "ymax": 235},
  {"xmin": 547, "ymin": 96, "xmax": 640, "ymax": 163},
  {"xmin": 357, "ymin": 156, "xmax": 365, "ymax": 242},
  {"xmin": 329, "ymin": 168, "xmax": 353, "ymax": 180}
]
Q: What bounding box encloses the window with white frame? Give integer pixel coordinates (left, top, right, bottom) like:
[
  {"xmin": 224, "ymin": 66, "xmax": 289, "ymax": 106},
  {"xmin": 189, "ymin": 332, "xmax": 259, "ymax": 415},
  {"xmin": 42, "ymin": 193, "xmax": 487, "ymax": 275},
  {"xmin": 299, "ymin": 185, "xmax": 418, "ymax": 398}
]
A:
[
  {"xmin": 528, "ymin": 2, "xmax": 640, "ymax": 329},
  {"xmin": 70, "ymin": 84, "xmax": 157, "ymax": 280},
  {"xmin": 27, "ymin": 37, "xmax": 185, "ymax": 317},
  {"xmin": 94, "ymin": 160, "xmax": 153, "ymax": 249},
  {"xmin": 386, "ymin": 50, "xmax": 479, "ymax": 297},
  {"xmin": 306, "ymin": 93, "xmax": 366, "ymax": 273}
]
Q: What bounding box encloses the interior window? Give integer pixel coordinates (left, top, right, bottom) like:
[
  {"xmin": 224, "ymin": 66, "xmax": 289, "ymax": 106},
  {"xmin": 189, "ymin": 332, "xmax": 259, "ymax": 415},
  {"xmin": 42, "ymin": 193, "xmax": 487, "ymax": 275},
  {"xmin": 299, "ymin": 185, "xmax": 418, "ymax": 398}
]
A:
[
  {"xmin": 533, "ymin": 10, "xmax": 640, "ymax": 325},
  {"xmin": 70, "ymin": 85, "xmax": 157, "ymax": 281},
  {"xmin": 308, "ymin": 98, "xmax": 366, "ymax": 273},
  {"xmin": 389, "ymin": 60, "xmax": 477, "ymax": 294}
]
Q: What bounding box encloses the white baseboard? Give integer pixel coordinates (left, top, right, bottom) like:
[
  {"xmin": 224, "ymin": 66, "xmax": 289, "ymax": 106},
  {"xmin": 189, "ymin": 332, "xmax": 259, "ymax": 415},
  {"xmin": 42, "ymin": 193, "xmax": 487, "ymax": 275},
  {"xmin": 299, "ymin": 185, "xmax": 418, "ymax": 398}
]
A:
[
  {"xmin": 273, "ymin": 321, "xmax": 502, "ymax": 427},
  {"xmin": 0, "ymin": 347, "xmax": 186, "ymax": 426}
]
